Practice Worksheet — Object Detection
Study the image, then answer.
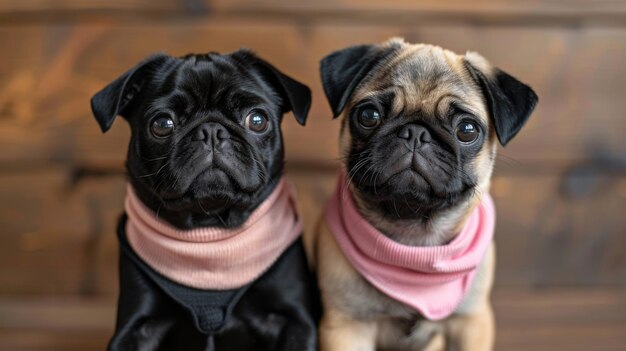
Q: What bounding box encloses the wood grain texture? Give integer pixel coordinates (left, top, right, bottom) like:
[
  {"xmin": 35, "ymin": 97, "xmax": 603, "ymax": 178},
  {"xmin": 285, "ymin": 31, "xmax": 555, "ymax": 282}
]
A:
[
  {"xmin": 211, "ymin": 0, "xmax": 626, "ymax": 16},
  {"xmin": 0, "ymin": 1, "xmax": 624, "ymax": 348},
  {"xmin": 3, "ymin": 0, "xmax": 626, "ymax": 24},
  {"xmin": 1, "ymin": 24, "xmax": 625, "ymax": 167},
  {"xmin": 0, "ymin": 168, "xmax": 125, "ymax": 295}
]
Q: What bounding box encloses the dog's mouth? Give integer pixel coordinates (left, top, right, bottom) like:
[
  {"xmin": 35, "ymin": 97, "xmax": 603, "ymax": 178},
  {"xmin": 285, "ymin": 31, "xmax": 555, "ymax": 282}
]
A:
[
  {"xmin": 158, "ymin": 167, "xmax": 240, "ymax": 204},
  {"xmin": 348, "ymin": 144, "xmax": 471, "ymax": 199},
  {"xmin": 160, "ymin": 167, "xmax": 228, "ymax": 196},
  {"xmin": 352, "ymin": 164, "xmax": 475, "ymax": 218},
  {"xmin": 160, "ymin": 150, "xmax": 263, "ymax": 193},
  {"xmin": 357, "ymin": 169, "xmax": 434, "ymax": 199}
]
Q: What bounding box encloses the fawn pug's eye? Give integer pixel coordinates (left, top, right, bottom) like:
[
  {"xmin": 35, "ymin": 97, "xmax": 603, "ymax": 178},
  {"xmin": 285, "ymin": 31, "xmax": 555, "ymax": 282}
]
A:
[
  {"xmin": 456, "ymin": 120, "xmax": 480, "ymax": 143},
  {"xmin": 357, "ymin": 107, "xmax": 382, "ymax": 129}
]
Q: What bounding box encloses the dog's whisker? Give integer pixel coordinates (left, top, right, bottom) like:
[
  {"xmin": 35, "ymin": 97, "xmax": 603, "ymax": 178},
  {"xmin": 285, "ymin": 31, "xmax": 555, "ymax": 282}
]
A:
[
  {"xmin": 141, "ymin": 155, "xmax": 169, "ymax": 163},
  {"xmin": 155, "ymin": 202, "xmax": 164, "ymax": 220},
  {"xmin": 344, "ymin": 159, "xmax": 365, "ymax": 186},
  {"xmin": 392, "ymin": 199, "xmax": 401, "ymax": 219},
  {"xmin": 138, "ymin": 163, "xmax": 170, "ymax": 178},
  {"xmin": 343, "ymin": 157, "xmax": 371, "ymax": 200},
  {"xmin": 248, "ymin": 154, "xmax": 268, "ymax": 183},
  {"xmin": 197, "ymin": 200, "xmax": 211, "ymax": 215},
  {"xmin": 363, "ymin": 163, "xmax": 378, "ymax": 186},
  {"xmin": 216, "ymin": 213, "xmax": 227, "ymax": 227}
]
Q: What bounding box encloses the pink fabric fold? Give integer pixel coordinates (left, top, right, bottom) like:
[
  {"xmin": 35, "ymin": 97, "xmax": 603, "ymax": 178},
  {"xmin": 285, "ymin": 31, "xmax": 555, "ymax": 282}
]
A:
[
  {"xmin": 125, "ymin": 178, "xmax": 302, "ymax": 290},
  {"xmin": 325, "ymin": 173, "xmax": 495, "ymax": 320}
]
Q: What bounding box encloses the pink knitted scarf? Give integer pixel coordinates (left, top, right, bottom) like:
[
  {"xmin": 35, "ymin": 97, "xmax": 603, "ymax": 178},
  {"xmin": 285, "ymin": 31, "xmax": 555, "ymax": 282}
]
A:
[
  {"xmin": 125, "ymin": 179, "xmax": 303, "ymax": 290},
  {"xmin": 325, "ymin": 173, "xmax": 495, "ymax": 320}
]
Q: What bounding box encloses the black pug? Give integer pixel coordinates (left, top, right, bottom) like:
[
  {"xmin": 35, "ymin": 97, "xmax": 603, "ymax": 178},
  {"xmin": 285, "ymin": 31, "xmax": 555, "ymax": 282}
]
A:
[{"xmin": 90, "ymin": 50, "xmax": 319, "ymax": 351}]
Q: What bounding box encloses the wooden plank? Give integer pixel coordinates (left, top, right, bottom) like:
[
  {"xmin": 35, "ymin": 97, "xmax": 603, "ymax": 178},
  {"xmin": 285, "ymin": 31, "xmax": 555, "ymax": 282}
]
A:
[
  {"xmin": 0, "ymin": 168, "xmax": 125, "ymax": 295},
  {"xmin": 0, "ymin": 0, "xmax": 177, "ymax": 12},
  {"xmin": 491, "ymin": 172, "xmax": 626, "ymax": 286},
  {"xmin": 0, "ymin": 288, "xmax": 623, "ymax": 350},
  {"xmin": 211, "ymin": 0, "xmax": 626, "ymax": 17},
  {"xmin": 0, "ymin": 298, "xmax": 114, "ymax": 332},
  {"xmin": 2, "ymin": 0, "xmax": 626, "ymax": 24},
  {"xmin": 0, "ymin": 23, "xmax": 625, "ymax": 167},
  {"xmin": 0, "ymin": 169, "xmax": 88, "ymax": 295},
  {"xmin": 0, "ymin": 330, "xmax": 110, "ymax": 351},
  {"xmin": 492, "ymin": 289, "xmax": 626, "ymax": 351}
]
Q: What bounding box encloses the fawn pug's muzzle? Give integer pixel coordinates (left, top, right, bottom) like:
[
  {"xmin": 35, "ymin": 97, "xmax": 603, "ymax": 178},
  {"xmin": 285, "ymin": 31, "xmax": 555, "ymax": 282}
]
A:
[
  {"xmin": 345, "ymin": 103, "xmax": 486, "ymax": 218},
  {"xmin": 322, "ymin": 38, "xmax": 538, "ymax": 221}
]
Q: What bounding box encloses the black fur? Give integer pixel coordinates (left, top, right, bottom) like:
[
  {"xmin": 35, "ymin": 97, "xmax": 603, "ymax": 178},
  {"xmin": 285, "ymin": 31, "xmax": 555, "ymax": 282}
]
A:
[
  {"xmin": 111, "ymin": 217, "xmax": 318, "ymax": 351},
  {"xmin": 464, "ymin": 61, "xmax": 538, "ymax": 146},
  {"xmin": 90, "ymin": 50, "xmax": 318, "ymax": 350}
]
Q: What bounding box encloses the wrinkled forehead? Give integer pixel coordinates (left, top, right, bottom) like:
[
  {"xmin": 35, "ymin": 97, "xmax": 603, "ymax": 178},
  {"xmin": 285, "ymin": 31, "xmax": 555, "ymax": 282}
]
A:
[
  {"xmin": 148, "ymin": 56, "xmax": 279, "ymax": 117},
  {"xmin": 169, "ymin": 57, "xmax": 264, "ymax": 97},
  {"xmin": 352, "ymin": 45, "xmax": 488, "ymax": 122}
]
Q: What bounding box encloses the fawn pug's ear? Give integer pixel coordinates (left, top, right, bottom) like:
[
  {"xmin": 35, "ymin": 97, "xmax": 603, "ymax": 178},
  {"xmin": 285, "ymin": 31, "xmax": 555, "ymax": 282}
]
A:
[
  {"xmin": 464, "ymin": 52, "xmax": 538, "ymax": 146},
  {"xmin": 90, "ymin": 54, "xmax": 171, "ymax": 133},
  {"xmin": 319, "ymin": 40, "xmax": 403, "ymax": 118}
]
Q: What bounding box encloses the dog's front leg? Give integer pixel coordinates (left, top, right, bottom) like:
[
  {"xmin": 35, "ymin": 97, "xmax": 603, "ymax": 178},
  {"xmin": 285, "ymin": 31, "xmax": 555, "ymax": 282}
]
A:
[
  {"xmin": 444, "ymin": 306, "xmax": 495, "ymax": 351},
  {"xmin": 443, "ymin": 243, "xmax": 496, "ymax": 351},
  {"xmin": 319, "ymin": 308, "xmax": 377, "ymax": 351}
]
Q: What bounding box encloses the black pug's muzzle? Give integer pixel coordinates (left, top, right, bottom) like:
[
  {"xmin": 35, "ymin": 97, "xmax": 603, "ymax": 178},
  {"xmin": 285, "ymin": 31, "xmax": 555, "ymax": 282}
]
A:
[{"xmin": 157, "ymin": 117, "xmax": 267, "ymax": 210}]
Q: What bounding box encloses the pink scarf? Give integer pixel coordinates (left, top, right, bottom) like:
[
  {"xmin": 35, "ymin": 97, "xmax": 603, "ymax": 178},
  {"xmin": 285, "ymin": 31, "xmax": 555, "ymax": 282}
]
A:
[
  {"xmin": 125, "ymin": 179, "xmax": 303, "ymax": 290},
  {"xmin": 325, "ymin": 174, "xmax": 495, "ymax": 320}
]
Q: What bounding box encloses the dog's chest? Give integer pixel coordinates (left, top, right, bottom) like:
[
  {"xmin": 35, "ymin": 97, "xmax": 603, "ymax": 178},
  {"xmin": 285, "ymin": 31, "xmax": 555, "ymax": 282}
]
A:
[
  {"xmin": 335, "ymin": 270, "xmax": 417, "ymax": 320},
  {"xmin": 333, "ymin": 245, "xmax": 493, "ymax": 349},
  {"xmin": 334, "ymin": 247, "xmax": 491, "ymax": 316},
  {"xmin": 334, "ymin": 275, "xmax": 445, "ymax": 349}
]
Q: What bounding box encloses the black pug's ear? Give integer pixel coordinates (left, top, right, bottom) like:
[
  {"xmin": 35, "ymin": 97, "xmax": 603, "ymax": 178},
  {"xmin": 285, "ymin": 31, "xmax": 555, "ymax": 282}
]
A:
[
  {"xmin": 463, "ymin": 53, "xmax": 538, "ymax": 146},
  {"xmin": 234, "ymin": 50, "xmax": 311, "ymax": 126},
  {"xmin": 90, "ymin": 54, "xmax": 169, "ymax": 133},
  {"xmin": 320, "ymin": 40, "xmax": 402, "ymax": 118}
]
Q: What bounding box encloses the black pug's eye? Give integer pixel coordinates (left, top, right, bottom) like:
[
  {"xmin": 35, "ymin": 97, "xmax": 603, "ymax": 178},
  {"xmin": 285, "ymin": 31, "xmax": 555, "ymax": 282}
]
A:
[
  {"xmin": 358, "ymin": 108, "xmax": 382, "ymax": 129},
  {"xmin": 456, "ymin": 121, "xmax": 480, "ymax": 143},
  {"xmin": 150, "ymin": 116, "xmax": 175, "ymax": 138},
  {"xmin": 245, "ymin": 111, "xmax": 270, "ymax": 133}
]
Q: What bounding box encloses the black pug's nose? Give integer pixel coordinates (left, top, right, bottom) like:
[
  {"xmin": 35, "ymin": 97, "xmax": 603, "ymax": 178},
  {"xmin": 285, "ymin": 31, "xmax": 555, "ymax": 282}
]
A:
[
  {"xmin": 397, "ymin": 124, "xmax": 432, "ymax": 150},
  {"xmin": 192, "ymin": 122, "xmax": 230, "ymax": 150}
]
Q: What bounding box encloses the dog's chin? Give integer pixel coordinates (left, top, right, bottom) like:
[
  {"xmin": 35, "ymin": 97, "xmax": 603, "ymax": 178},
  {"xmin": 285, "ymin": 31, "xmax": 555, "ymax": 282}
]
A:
[{"xmin": 355, "ymin": 169, "xmax": 470, "ymax": 220}]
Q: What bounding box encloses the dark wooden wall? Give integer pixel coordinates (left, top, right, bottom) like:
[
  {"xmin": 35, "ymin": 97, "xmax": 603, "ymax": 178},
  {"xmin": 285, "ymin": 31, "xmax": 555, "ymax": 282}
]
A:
[{"xmin": 0, "ymin": 1, "xmax": 625, "ymax": 350}]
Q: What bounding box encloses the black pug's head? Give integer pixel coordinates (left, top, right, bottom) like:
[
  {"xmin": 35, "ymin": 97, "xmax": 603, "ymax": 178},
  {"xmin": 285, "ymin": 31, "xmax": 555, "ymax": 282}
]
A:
[
  {"xmin": 320, "ymin": 39, "xmax": 537, "ymax": 222},
  {"xmin": 91, "ymin": 50, "xmax": 311, "ymax": 229}
]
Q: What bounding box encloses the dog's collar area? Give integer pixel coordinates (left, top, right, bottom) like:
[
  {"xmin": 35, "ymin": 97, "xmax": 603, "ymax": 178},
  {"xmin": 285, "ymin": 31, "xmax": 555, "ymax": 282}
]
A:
[
  {"xmin": 125, "ymin": 177, "xmax": 302, "ymax": 290},
  {"xmin": 325, "ymin": 172, "xmax": 495, "ymax": 320},
  {"xmin": 116, "ymin": 223, "xmax": 247, "ymax": 334}
]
